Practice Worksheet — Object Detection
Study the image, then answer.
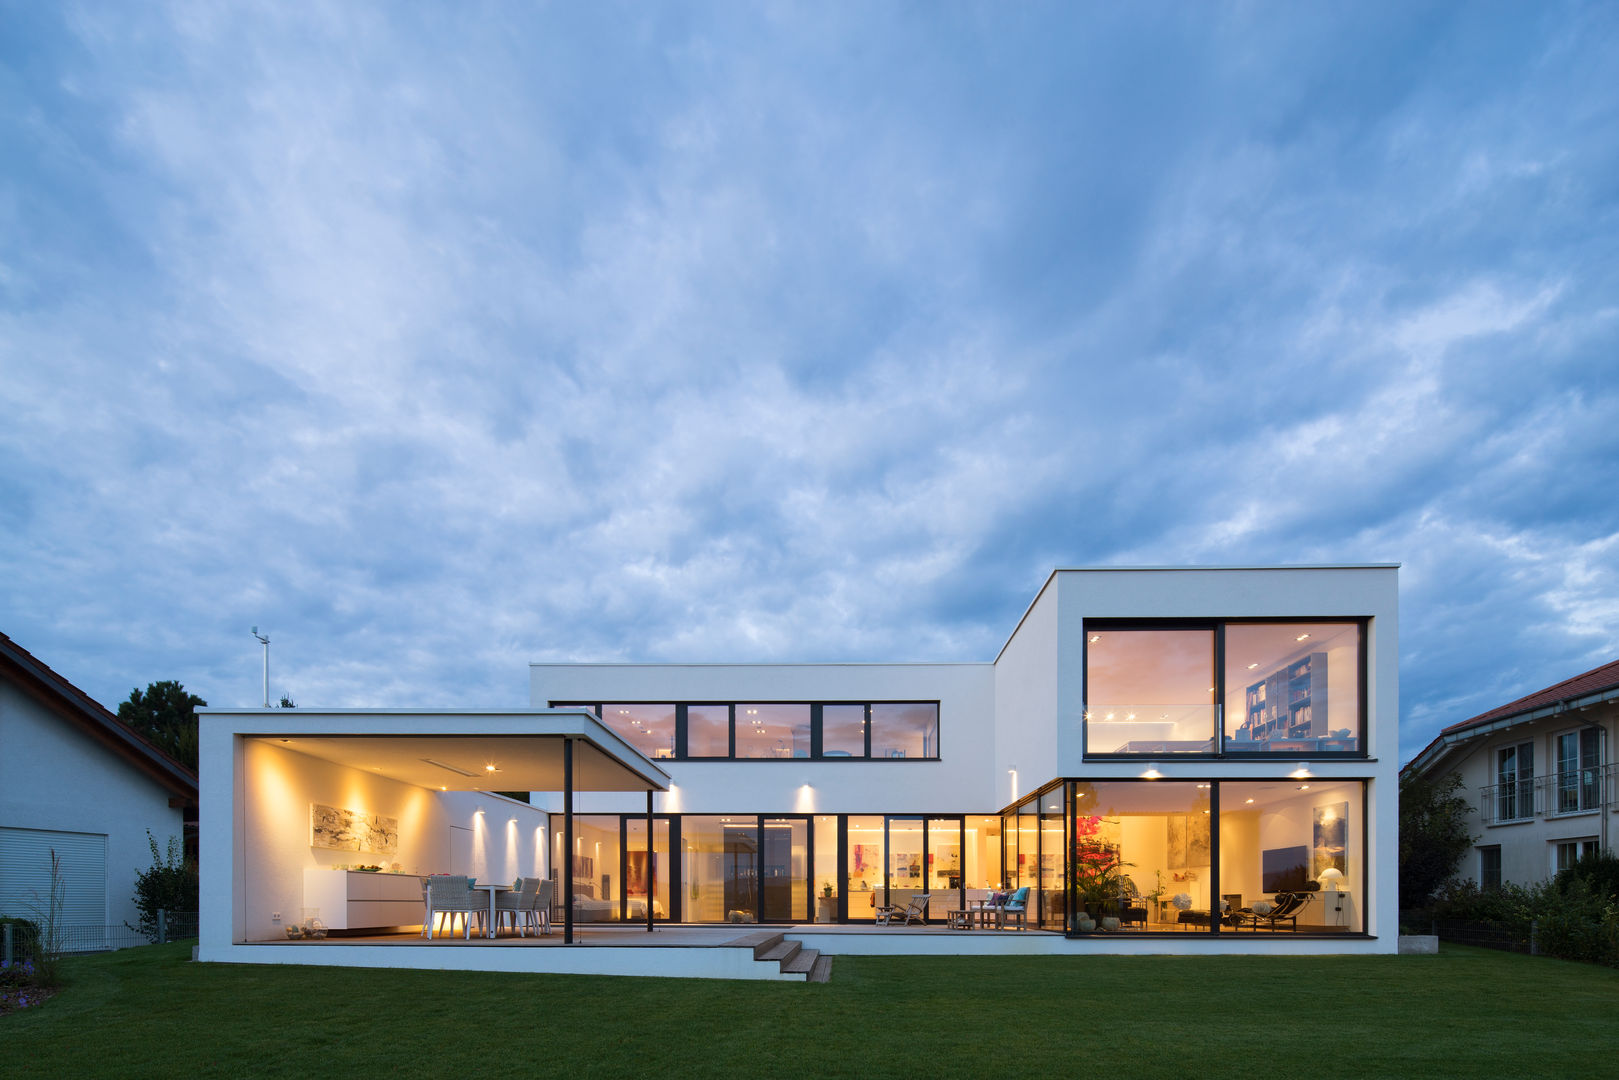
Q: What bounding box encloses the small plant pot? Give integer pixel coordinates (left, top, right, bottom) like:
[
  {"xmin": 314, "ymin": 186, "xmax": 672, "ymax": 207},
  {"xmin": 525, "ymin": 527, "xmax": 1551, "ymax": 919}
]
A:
[
  {"xmin": 1100, "ymin": 916, "xmax": 1121, "ymax": 932},
  {"xmin": 1076, "ymin": 916, "xmax": 1096, "ymax": 932}
]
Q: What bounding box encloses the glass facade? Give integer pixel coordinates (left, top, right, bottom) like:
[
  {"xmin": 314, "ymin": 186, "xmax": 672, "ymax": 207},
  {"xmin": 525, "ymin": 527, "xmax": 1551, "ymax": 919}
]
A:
[
  {"xmin": 554, "ymin": 700, "xmax": 941, "ymax": 760},
  {"xmin": 1086, "ymin": 621, "xmax": 1367, "ymax": 757},
  {"xmin": 545, "ymin": 784, "xmax": 1367, "ymax": 933},
  {"xmin": 686, "ymin": 705, "xmax": 731, "ymax": 757},
  {"xmin": 736, "ymin": 704, "xmax": 811, "ymax": 759},
  {"xmin": 602, "ymin": 704, "xmax": 677, "ymax": 760},
  {"xmin": 1224, "ymin": 623, "xmax": 1361, "ymax": 753},
  {"xmin": 1084, "ymin": 629, "xmax": 1216, "ymax": 754}
]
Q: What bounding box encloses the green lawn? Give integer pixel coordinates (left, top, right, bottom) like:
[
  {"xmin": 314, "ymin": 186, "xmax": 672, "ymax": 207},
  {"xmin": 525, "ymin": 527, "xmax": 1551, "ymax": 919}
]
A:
[{"xmin": 4, "ymin": 943, "xmax": 1615, "ymax": 1078}]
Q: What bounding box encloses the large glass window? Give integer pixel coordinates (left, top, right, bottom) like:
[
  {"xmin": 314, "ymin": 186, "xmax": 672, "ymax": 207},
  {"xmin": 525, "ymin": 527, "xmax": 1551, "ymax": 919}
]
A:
[
  {"xmin": 1069, "ymin": 782, "xmax": 1210, "ymax": 932},
  {"xmin": 685, "ymin": 704, "xmax": 731, "ymax": 758},
  {"xmin": 1040, "ymin": 791, "xmax": 1065, "ymax": 930},
  {"xmin": 814, "ymin": 816, "xmax": 839, "ymax": 922},
  {"xmin": 870, "ymin": 704, "xmax": 939, "ymax": 759},
  {"xmin": 1221, "ymin": 780, "xmax": 1362, "ymax": 932},
  {"xmin": 550, "ymin": 700, "xmax": 939, "ymax": 760},
  {"xmin": 821, "ymin": 705, "xmax": 867, "ymax": 757},
  {"xmin": 845, "ymin": 815, "xmax": 884, "ymax": 920},
  {"xmin": 964, "ymin": 815, "xmax": 1003, "ymax": 892},
  {"xmin": 601, "ymin": 704, "xmax": 677, "ymax": 760},
  {"xmin": 682, "ymin": 816, "xmax": 757, "ymax": 922},
  {"xmin": 736, "ymin": 704, "xmax": 811, "ymax": 758},
  {"xmin": 1085, "ymin": 628, "xmax": 1216, "ymax": 754},
  {"xmin": 1224, "ymin": 623, "xmax": 1361, "ymax": 753},
  {"xmin": 568, "ymin": 815, "xmax": 623, "ymax": 918},
  {"xmin": 624, "ymin": 817, "xmax": 670, "ymax": 921},
  {"xmin": 761, "ymin": 818, "xmax": 809, "ymax": 921}
]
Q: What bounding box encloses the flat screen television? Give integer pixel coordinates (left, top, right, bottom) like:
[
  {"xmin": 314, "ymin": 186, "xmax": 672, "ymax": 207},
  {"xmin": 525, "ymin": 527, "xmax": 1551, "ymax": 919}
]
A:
[{"xmin": 1261, "ymin": 845, "xmax": 1309, "ymax": 893}]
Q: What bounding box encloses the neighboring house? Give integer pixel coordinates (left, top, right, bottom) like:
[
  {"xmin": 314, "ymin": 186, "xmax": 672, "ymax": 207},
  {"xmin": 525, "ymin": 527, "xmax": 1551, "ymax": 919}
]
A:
[
  {"xmin": 0, "ymin": 633, "xmax": 198, "ymax": 941},
  {"xmin": 200, "ymin": 565, "xmax": 1400, "ymax": 972},
  {"xmin": 1403, "ymin": 657, "xmax": 1618, "ymax": 889}
]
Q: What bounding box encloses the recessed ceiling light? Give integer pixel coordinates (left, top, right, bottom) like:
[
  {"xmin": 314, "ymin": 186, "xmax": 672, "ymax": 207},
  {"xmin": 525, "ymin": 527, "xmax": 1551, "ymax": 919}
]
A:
[
  {"xmin": 1247, "ymin": 663, "xmax": 1259, "ymax": 670},
  {"xmin": 1089, "ymin": 634, "xmax": 1100, "ymax": 643},
  {"xmin": 1296, "ymin": 633, "xmax": 1310, "ymax": 641}
]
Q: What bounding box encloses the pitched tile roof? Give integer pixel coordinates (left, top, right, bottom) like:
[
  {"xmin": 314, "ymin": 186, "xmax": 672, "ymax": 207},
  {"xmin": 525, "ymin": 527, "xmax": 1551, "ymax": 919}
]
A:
[
  {"xmin": 0, "ymin": 630, "xmax": 197, "ymax": 798},
  {"xmin": 1441, "ymin": 656, "xmax": 1619, "ymax": 735}
]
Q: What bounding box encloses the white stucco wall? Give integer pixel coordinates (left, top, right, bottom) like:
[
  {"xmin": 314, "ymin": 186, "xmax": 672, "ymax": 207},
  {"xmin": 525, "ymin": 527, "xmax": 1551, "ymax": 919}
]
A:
[
  {"xmin": 529, "ymin": 664, "xmax": 997, "ymax": 816},
  {"xmin": 0, "ymin": 680, "xmax": 185, "ymax": 931},
  {"xmin": 1038, "ymin": 567, "xmax": 1399, "ymax": 942},
  {"xmin": 992, "ymin": 579, "xmax": 1062, "ymax": 808}
]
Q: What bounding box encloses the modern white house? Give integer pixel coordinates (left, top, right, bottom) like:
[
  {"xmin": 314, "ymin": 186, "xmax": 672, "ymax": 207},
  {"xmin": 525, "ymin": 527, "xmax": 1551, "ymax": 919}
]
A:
[
  {"xmin": 1, "ymin": 632, "xmax": 198, "ymax": 943},
  {"xmin": 198, "ymin": 566, "xmax": 1399, "ymax": 976},
  {"xmin": 1402, "ymin": 656, "xmax": 1617, "ymax": 889}
]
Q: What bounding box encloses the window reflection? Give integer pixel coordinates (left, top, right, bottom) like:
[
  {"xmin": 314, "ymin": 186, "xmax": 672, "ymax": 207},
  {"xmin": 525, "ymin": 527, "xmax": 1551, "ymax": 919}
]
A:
[
  {"xmin": 1224, "ymin": 623, "xmax": 1361, "ymax": 753},
  {"xmin": 1220, "ymin": 780, "xmax": 1361, "ymax": 932},
  {"xmin": 601, "ymin": 704, "xmax": 677, "ymax": 760},
  {"xmin": 735, "ymin": 704, "xmax": 811, "ymax": 758},
  {"xmin": 1085, "ymin": 629, "xmax": 1216, "ymax": 754},
  {"xmin": 685, "ymin": 704, "xmax": 731, "ymax": 758},
  {"xmin": 870, "ymin": 703, "xmax": 938, "ymax": 759},
  {"xmin": 821, "ymin": 704, "xmax": 867, "ymax": 757}
]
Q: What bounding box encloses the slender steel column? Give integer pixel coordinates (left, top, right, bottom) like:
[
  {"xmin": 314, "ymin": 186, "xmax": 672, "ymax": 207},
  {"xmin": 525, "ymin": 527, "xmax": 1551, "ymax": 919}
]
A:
[{"xmin": 563, "ymin": 738, "xmax": 574, "ymax": 945}]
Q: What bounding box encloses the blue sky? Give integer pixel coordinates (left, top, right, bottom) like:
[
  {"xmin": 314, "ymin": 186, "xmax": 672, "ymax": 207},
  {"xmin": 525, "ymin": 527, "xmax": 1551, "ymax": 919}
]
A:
[{"xmin": 2, "ymin": 2, "xmax": 1615, "ymax": 765}]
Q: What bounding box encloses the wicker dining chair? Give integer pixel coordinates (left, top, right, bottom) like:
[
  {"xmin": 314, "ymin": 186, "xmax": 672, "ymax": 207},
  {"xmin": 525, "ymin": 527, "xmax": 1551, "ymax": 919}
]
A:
[
  {"xmin": 425, "ymin": 874, "xmax": 483, "ymax": 939},
  {"xmin": 494, "ymin": 877, "xmax": 540, "ymax": 936}
]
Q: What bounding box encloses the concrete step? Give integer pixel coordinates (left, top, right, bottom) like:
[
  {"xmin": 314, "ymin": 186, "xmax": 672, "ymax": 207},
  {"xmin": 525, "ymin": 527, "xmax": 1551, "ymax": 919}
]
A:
[
  {"xmin": 759, "ymin": 939, "xmax": 801, "ymax": 965},
  {"xmin": 781, "ymin": 946, "xmax": 819, "ymax": 975}
]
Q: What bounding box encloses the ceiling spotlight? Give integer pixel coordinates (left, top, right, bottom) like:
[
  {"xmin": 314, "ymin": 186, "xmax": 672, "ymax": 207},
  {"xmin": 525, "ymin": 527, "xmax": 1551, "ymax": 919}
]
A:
[{"xmin": 1296, "ymin": 633, "xmax": 1311, "ymax": 641}]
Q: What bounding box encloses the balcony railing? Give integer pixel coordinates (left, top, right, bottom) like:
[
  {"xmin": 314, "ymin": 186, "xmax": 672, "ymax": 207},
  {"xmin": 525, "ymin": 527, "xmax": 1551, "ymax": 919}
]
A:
[{"xmin": 1479, "ymin": 764, "xmax": 1616, "ymax": 826}]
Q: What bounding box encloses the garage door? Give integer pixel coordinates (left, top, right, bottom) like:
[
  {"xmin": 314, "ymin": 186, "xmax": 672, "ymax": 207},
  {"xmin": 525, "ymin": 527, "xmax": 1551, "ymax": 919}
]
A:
[{"xmin": 0, "ymin": 827, "xmax": 109, "ymax": 938}]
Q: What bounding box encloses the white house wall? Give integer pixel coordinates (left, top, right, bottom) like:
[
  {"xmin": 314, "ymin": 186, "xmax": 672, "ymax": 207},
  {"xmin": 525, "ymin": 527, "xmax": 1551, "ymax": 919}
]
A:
[
  {"xmin": 529, "ymin": 664, "xmax": 996, "ymax": 815},
  {"xmin": 0, "ymin": 679, "xmax": 184, "ymax": 931},
  {"xmin": 993, "ymin": 580, "xmax": 1061, "ymax": 806},
  {"xmin": 1041, "ymin": 567, "xmax": 1398, "ymax": 939}
]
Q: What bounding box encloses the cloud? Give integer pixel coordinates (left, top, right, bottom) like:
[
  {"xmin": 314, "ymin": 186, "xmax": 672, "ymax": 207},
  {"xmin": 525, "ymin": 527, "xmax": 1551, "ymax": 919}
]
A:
[{"xmin": 0, "ymin": 2, "xmax": 1615, "ymax": 765}]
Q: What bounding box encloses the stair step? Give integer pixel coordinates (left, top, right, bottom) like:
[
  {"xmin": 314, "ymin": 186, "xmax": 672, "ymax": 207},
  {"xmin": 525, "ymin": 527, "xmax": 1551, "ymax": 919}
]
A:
[
  {"xmin": 727, "ymin": 930, "xmax": 784, "ymax": 958},
  {"xmin": 808, "ymin": 954, "xmax": 833, "ymax": 983},
  {"xmin": 782, "ymin": 946, "xmax": 819, "ymax": 974},
  {"xmin": 760, "ymin": 940, "xmax": 800, "ymax": 964}
]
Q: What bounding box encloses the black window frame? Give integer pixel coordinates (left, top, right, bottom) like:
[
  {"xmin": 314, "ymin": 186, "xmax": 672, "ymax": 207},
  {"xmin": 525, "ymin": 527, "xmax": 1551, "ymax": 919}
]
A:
[
  {"xmin": 1081, "ymin": 616, "xmax": 1370, "ymax": 762},
  {"xmin": 549, "ymin": 700, "xmax": 941, "ymax": 762}
]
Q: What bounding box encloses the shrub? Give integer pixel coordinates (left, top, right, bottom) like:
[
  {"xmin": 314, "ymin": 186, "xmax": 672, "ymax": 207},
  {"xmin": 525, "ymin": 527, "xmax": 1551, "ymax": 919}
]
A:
[{"xmin": 129, "ymin": 832, "xmax": 198, "ymax": 942}]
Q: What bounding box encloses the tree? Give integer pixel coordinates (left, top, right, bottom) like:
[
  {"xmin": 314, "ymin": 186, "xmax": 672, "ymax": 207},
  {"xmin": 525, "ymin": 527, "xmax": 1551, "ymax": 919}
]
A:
[
  {"xmin": 1399, "ymin": 769, "xmax": 1476, "ymax": 909},
  {"xmin": 277, "ymin": 694, "xmax": 296, "ymax": 708},
  {"xmin": 117, "ymin": 681, "xmax": 206, "ymax": 774}
]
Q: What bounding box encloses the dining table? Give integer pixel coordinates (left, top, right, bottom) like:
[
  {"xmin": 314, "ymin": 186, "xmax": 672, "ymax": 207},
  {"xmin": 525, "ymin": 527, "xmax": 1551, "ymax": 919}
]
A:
[{"xmin": 471, "ymin": 881, "xmax": 512, "ymax": 938}]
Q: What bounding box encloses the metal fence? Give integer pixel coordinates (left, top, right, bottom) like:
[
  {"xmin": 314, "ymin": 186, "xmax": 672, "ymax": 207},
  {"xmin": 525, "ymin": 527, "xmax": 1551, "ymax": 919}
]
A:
[
  {"xmin": 1401, "ymin": 911, "xmax": 1534, "ymax": 954},
  {"xmin": 1, "ymin": 911, "xmax": 198, "ymax": 966}
]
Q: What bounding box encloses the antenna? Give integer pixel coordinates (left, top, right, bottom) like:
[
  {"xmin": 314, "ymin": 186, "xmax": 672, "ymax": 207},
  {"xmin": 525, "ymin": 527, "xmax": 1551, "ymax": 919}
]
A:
[{"xmin": 251, "ymin": 627, "xmax": 270, "ymax": 707}]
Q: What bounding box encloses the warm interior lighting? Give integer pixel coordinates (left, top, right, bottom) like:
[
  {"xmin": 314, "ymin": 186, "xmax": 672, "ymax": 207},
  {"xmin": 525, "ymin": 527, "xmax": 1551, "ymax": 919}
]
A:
[
  {"xmin": 1142, "ymin": 762, "xmax": 1162, "ymax": 780},
  {"xmin": 422, "ymin": 758, "xmax": 476, "ymax": 777},
  {"xmin": 1089, "ymin": 634, "xmax": 1101, "ymax": 643},
  {"xmin": 1296, "ymin": 633, "xmax": 1311, "ymax": 641},
  {"xmin": 1247, "ymin": 663, "xmax": 1259, "ymax": 670},
  {"xmin": 1290, "ymin": 763, "xmax": 1311, "ymax": 779},
  {"xmin": 484, "ymin": 764, "xmax": 498, "ymax": 773}
]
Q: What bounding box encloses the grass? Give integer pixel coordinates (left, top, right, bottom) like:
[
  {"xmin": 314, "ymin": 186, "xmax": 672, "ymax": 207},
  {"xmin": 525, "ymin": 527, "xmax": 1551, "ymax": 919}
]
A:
[{"xmin": 4, "ymin": 943, "xmax": 1616, "ymax": 1079}]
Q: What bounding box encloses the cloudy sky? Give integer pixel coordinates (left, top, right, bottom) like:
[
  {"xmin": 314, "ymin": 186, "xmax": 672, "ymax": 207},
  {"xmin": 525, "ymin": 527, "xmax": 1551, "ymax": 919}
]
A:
[{"xmin": 2, "ymin": 2, "xmax": 1615, "ymax": 765}]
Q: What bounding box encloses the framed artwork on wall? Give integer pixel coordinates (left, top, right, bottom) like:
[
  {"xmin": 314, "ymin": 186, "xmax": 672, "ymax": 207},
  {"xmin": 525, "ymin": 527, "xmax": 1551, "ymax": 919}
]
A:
[{"xmin": 1313, "ymin": 802, "xmax": 1348, "ymax": 880}]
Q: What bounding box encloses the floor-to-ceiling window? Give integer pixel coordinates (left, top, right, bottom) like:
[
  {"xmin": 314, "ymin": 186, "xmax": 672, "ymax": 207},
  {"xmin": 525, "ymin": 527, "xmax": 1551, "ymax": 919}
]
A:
[
  {"xmin": 1220, "ymin": 780, "xmax": 1363, "ymax": 932},
  {"xmin": 624, "ymin": 816, "xmax": 670, "ymax": 921},
  {"xmin": 682, "ymin": 816, "xmax": 758, "ymax": 922},
  {"xmin": 761, "ymin": 817, "xmax": 809, "ymax": 921},
  {"xmin": 845, "ymin": 815, "xmax": 885, "ymax": 920}
]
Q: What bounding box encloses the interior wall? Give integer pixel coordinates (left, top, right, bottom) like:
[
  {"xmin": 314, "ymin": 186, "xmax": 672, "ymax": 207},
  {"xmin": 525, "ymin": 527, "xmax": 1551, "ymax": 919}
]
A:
[{"xmin": 239, "ymin": 741, "xmax": 548, "ymax": 941}]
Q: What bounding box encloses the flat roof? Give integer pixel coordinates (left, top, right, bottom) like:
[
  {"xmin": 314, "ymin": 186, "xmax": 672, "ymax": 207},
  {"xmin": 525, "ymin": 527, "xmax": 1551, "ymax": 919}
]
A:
[{"xmin": 198, "ymin": 708, "xmax": 672, "ymax": 792}]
